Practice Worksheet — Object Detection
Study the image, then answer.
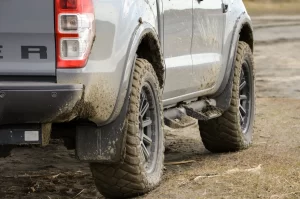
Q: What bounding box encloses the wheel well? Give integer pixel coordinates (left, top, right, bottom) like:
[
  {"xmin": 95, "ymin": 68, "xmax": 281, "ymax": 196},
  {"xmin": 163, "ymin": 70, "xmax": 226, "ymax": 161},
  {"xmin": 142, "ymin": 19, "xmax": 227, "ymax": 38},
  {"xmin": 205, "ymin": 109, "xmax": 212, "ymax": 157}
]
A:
[
  {"xmin": 239, "ymin": 23, "xmax": 254, "ymax": 52},
  {"xmin": 136, "ymin": 33, "xmax": 165, "ymax": 88}
]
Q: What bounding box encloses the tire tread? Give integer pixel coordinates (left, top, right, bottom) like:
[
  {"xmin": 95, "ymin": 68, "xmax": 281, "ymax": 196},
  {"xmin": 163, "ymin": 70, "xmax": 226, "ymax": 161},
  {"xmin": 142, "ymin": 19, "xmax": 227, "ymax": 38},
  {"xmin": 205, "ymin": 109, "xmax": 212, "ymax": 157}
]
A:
[
  {"xmin": 90, "ymin": 58, "xmax": 164, "ymax": 198},
  {"xmin": 198, "ymin": 41, "xmax": 255, "ymax": 153}
]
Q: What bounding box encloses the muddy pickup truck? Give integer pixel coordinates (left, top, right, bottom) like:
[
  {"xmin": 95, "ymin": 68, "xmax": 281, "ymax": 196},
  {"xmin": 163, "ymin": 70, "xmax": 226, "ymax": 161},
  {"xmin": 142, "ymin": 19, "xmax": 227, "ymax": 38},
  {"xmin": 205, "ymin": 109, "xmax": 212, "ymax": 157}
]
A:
[{"xmin": 0, "ymin": 0, "xmax": 255, "ymax": 198}]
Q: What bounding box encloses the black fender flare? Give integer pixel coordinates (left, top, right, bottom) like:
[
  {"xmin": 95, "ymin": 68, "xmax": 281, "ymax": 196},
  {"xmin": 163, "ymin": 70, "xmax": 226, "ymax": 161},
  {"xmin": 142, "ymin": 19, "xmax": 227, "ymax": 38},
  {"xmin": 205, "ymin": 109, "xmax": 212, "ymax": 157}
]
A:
[
  {"xmin": 213, "ymin": 12, "xmax": 253, "ymax": 110},
  {"xmin": 104, "ymin": 22, "xmax": 165, "ymax": 125}
]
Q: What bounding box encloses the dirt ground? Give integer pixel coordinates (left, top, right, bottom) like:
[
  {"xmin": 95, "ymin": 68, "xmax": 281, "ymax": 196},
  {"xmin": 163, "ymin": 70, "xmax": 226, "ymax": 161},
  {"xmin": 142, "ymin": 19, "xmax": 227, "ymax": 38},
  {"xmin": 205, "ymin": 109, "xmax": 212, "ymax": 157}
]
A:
[{"xmin": 1, "ymin": 17, "xmax": 300, "ymax": 199}]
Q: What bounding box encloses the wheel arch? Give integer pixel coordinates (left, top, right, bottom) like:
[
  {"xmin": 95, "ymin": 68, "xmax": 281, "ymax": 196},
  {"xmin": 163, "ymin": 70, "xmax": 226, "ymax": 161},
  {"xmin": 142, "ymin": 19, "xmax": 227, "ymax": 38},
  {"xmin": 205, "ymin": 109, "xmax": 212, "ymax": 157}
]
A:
[
  {"xmin": 104, "ymin": 22, "xmax": 165, "ymax": 125},
  {"xmin": 136, "ymin": 32, "xmax": 165, "ymax": 88},
  {"xmin": 124, "ymin": 23, "xmax": 165, "ymax": 91},
  {"xmin": 239, "ymin": 22, "xmax": 254, "ymax": 52},
  {"xmin": 213, "ymin": 12, "xmax": 254, "ymax": 110}
]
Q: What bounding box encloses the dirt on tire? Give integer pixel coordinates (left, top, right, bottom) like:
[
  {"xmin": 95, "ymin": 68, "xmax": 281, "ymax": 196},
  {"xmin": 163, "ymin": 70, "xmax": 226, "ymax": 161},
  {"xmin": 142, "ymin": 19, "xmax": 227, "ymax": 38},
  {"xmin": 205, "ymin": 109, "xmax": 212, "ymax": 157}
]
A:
[
  {"xmin": 90, "ymin": 58, "xmax": 164, "ymax": 198},
  {"xmin": 199, "ymin": 41, "xmax": 255, "ymax": 153}
]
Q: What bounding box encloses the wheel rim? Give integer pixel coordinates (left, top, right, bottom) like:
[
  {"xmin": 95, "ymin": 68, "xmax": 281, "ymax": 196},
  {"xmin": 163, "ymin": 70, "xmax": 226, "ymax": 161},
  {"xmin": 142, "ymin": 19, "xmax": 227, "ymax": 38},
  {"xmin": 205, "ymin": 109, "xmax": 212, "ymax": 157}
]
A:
[
  {"xmin": 139, "ymin": 82, "xmax": 159, "ymax": 174},
  {"xmin": 239, "ymin": 61, "xmax": 252, "ymax": 133}
]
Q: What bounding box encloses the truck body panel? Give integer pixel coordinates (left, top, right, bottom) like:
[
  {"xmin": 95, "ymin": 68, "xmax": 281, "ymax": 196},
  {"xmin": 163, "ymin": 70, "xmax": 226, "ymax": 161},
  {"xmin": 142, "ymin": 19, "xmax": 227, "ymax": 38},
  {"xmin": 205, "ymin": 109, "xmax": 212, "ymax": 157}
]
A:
[
  {"xmin": 0, "ymin": 0, "xmax": 56, "ymax": 76},
  {"xmin": 0, "ymin": 0, "xmax": 253, "ymax": 127}
]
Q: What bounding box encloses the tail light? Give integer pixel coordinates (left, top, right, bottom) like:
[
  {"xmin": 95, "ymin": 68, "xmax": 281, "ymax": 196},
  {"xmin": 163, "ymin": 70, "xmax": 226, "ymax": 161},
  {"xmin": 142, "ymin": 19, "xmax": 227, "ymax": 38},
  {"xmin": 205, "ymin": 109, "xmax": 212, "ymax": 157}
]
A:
[{"xmin": 55, "ymin": 0, "xmax": 95, "ymax": 68}]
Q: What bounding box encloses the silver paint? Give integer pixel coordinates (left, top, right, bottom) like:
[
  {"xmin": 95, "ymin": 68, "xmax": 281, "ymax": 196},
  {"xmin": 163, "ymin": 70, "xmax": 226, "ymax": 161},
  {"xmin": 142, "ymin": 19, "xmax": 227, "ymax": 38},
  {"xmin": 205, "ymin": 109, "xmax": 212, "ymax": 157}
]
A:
[
  {"xmin": 0, "ymin": 0, "xmax": 56, "ymax": 76},
  {"xmin": 0, "ymin": 0, "xmax": 252, "ymax": 125},
  {"xmin": 57, "ymin": 0, "xmax": 252, "ymax": 125}
]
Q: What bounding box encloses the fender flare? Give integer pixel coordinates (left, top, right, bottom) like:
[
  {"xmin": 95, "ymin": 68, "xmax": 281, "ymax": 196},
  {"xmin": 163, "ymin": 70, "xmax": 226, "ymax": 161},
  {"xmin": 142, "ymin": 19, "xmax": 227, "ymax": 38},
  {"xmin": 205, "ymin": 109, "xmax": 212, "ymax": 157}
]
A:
[
  {"xmin": 213, "ymin": 12, "xmax": 253, "ymax": 110},
  {"xmin": 105, "ymin": 22, "xmax": 165, "ymax": 125},
  {"xmin": 76, "ymin": 23, "xmax": 165, "ymax": 163}
]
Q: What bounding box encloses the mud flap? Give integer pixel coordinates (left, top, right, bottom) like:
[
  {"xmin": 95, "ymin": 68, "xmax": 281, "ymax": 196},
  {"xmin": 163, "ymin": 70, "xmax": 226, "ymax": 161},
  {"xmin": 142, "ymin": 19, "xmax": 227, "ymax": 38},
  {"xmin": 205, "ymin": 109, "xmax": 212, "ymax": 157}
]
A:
[
  {"xmin": 76, "ymin": 121, "xmax": 126, "ymax": 163},
  {"xmin": 76, "ymin": 94, "xmax": 130, "ymax": 163},
  {"xmin": 76, "ymin": 56, "xmax": 137, "ymax": 163},
  {"xmin": 214, "ymin": 73, "xmax": 233, "ymax": 111},
  {"xmin": 213, "ymin": 46, "xmax": 236, "ymax": 111}
]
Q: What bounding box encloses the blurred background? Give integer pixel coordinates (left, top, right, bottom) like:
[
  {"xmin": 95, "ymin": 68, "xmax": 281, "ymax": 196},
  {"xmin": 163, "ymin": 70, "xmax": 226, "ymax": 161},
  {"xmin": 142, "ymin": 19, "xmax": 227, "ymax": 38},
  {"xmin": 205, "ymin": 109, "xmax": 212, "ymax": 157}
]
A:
[
  {"xmin": 244, "ymin": 0, "xmax": 300, "ymax": 99},
  {"xmin": 245, "ymin": 0, "xmax": 300, "ymax": 15}
]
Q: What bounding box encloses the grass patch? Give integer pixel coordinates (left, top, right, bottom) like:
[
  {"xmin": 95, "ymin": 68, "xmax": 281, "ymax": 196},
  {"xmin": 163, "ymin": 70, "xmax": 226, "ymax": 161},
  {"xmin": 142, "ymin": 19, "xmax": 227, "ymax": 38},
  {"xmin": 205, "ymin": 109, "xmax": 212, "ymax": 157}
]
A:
[{"xmin": 244, "ymin": 1, "xmax": 300, "ymax": 15}]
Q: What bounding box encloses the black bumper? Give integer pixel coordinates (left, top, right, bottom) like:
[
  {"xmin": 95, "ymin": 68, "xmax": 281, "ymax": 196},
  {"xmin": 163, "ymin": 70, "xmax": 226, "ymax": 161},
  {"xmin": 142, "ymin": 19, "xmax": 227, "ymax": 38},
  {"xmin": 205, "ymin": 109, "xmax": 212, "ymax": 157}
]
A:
[{"xmin": 0, "ymin": 83, "xmax": 83, "ymax": 125}]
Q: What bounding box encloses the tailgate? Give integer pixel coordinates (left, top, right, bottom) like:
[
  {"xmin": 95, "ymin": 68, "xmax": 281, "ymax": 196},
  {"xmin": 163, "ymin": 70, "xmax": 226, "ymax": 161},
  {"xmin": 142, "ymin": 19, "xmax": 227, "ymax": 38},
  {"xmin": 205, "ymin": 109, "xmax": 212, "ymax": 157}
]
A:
[{"xmin": 0, "ymin": 0, "xmax": 56, "ymax": 76}]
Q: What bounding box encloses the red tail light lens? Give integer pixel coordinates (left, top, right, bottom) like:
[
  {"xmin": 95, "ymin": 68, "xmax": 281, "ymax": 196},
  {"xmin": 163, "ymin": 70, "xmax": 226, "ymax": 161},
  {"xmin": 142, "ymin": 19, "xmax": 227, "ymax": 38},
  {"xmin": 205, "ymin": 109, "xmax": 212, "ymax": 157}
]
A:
[
  {"xmin": 60, "ymin": 0, "xmax": 77, "ymax": 9},
  {"xmin": 55, "ymin": 0, "xmax": 95, "ymax": 68}
]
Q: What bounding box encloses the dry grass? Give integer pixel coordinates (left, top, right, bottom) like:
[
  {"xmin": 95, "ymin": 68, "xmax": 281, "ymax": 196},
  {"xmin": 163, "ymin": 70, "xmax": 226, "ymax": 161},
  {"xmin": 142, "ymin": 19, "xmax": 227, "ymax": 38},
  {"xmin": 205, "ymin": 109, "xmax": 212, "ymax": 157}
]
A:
[
  {"xmin": 244, "ymin": 0, "xmax": 300, "ymax": 15},
  {"xmin": 244, "ymin": 1, "xmax": 300, "ymax": 15},
  {"xmin": 245, "ymin": 2, "xmax": 300, "ymax": 15}
]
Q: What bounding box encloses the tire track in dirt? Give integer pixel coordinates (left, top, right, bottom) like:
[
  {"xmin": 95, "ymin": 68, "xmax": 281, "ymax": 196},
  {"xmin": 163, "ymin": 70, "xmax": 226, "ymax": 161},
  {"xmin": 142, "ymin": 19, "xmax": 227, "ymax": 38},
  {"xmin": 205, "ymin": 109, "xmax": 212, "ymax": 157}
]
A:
[
  {"xmin": 254, "ymin": 16, "xmax": 300, "ymax": 46},
  {"xmin": 143, "ymin": 98, "xmax": 300, "ymax": 199}
]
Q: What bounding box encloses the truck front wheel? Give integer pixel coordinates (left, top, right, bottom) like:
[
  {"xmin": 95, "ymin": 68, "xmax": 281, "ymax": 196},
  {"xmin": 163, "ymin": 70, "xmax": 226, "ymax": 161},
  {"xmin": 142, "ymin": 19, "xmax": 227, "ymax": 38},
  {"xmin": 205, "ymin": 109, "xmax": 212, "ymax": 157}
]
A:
[{"xmin": 198, "ymin": 41, "xmax": 255, "ymax": 152}]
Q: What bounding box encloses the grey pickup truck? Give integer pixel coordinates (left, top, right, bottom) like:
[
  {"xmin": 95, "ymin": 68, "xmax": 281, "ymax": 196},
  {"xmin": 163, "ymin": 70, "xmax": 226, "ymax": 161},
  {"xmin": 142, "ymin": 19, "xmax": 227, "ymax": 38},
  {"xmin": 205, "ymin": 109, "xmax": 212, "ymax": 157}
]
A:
[{"xmin": 0, "ymin": 0, "xmax": 255, "ymax": 198}]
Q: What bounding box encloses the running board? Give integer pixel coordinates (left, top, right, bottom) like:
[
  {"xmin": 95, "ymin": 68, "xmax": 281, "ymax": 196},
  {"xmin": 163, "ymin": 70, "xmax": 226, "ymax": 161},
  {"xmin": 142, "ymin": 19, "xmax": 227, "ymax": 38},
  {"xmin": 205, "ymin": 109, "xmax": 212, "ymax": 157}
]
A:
[
  {"xmin": 184, "ymin": 105, "xmax": 222, "ymax": 121},
  {"xmin": 163, "ymin": 99, "xmax": 223, "ymax": 128},
  {"xmin": 164, "ymin": 114, "xmax": 196, "ymax": 129},
  {"xmin": 183, "ymin": 99, "xmax": 222, "ymax": 121}
]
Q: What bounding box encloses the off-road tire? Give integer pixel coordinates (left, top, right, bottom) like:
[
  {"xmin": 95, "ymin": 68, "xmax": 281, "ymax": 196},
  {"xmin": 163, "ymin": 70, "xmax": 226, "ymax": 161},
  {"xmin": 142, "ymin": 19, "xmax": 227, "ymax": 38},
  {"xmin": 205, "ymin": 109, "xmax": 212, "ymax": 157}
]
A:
[
  {"xmin": 90, "ymin": 58, "xmax": 164, "ymax": 198},
  {"xmin": 198, "ymin": 41, "xmax": 255, "ymax": 152}
]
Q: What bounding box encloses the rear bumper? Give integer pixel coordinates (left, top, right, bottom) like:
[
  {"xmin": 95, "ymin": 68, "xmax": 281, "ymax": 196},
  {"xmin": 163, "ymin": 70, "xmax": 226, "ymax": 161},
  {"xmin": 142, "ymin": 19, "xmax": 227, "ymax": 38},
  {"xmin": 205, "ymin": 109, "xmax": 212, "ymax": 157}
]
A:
[{"xmin": 0, "ymin": 83, "xmax": 83, "ymax": 125}]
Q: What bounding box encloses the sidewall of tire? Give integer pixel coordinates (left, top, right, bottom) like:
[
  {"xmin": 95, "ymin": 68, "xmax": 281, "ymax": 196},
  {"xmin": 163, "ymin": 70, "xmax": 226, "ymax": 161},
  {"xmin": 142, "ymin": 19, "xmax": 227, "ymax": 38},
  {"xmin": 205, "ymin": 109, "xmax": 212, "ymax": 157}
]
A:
[
  {"xmin": 242, "ymin": 52, "xmax": 255, "ymax": 146},
  {"xmin": 139, "ymin": 68, "xmax": 164, "ymax": 186},
  {"xmin": 198, "ymin": 41, "xmax": 255, "ymax": 152},
  {"xmin": 89, "ymin": 59, "xmax": 164, "ymax": 198}
]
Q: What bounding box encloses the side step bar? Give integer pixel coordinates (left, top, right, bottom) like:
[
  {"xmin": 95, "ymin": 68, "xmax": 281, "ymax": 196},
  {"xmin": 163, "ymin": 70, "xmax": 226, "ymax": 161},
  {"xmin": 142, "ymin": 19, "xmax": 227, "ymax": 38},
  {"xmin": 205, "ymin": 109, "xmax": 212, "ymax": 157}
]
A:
[{"xmin": 163, "ymin": 99, "xmax": 223, "ymax": 128}]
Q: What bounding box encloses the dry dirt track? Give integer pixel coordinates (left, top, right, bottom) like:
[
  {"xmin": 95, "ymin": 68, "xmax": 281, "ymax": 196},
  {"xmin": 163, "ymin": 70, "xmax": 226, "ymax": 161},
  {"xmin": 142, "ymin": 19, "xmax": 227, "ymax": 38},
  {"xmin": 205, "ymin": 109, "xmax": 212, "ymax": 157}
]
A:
[
  {"xmin": 1, "ymin": 16, "xmax": 300, "ymax": 199},
  {"xmin": 253, "ymin": 16, "xmax": 300, "ymax": 99}
]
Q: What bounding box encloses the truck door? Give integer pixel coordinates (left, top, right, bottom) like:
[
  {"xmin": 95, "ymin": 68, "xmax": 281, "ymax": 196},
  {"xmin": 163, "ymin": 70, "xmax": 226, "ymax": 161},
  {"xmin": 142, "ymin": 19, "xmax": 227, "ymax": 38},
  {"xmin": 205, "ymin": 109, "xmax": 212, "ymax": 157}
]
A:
[
  {"xmin": 162, "ymin": 0, "xmax": 194, "ymax": 103},
  {"xmin": 191, "ymin": 0, "xmax": 225, "ymax": 92}
]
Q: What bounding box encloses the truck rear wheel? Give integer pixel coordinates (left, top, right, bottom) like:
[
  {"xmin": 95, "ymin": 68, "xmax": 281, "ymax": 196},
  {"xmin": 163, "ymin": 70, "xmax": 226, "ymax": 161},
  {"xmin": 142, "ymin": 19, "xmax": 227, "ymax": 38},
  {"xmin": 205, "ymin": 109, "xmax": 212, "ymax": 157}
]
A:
[
  {"xmin": 198, "ymin": 41, "xmax": 255, "ymax": 152},
  {"xmin": 90, "ymin": 59, "xmax": 164, "ymax": 198}
]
